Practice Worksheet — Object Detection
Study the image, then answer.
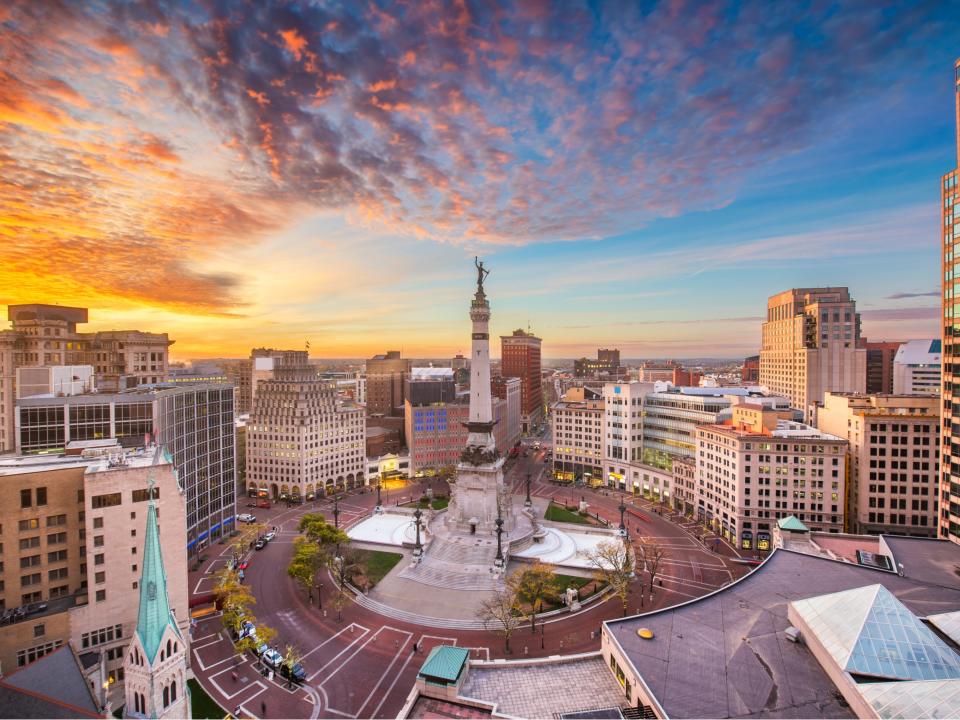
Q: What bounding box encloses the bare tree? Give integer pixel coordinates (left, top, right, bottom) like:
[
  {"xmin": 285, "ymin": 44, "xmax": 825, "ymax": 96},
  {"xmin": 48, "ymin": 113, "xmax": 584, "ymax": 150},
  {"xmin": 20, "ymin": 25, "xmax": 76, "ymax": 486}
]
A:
[
  {"xmin": 478, "ymin": 587, "xmax": 523, "ymax": 654},
  {"xmin": 635, "ymin": 536, "xmax": 667, "ymax": 595},
  {"xmin": 508, "ymin": 562, "xmax": 558, "ymax": 633},
  {"xmin": 585, "ymin": 539, "xmax": 635, "ymax": 617}
]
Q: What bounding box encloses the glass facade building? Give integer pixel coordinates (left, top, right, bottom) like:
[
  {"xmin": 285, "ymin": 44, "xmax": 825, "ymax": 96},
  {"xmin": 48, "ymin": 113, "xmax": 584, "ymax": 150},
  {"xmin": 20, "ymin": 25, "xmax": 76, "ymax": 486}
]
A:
[
  {"xmin": 942, "ymin": 59, "xmax": 960, "ymax": 543},
  {"xmin": 16, "ymin": 384, "xmax": 236, "ymax": 552}
]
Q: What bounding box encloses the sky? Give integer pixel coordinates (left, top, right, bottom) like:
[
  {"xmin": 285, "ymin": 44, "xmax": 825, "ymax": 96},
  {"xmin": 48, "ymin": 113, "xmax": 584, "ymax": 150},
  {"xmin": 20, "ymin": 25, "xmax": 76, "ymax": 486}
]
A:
[{"xmin": 1, "ymin": 0, "xmax": 959, "ymax": 360}]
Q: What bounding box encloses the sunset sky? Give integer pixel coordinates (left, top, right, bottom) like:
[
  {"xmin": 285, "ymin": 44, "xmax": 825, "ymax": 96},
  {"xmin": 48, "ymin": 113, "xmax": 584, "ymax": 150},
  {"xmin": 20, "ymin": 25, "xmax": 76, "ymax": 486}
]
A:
[{"xmin": 2, "ymin": 1, "xmax": 958, "ymax": 360}]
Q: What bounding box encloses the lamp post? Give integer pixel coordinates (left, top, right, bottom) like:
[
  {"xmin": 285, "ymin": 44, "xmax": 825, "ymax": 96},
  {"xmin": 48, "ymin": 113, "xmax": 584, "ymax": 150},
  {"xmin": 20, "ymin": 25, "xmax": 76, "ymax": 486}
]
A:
[
  {"xmin": 494, "ymin": 516, "xmax": 504, "ymax": 567},
  {"xmin": 525, "ymin": 471, "xmax": 532, "ymax": 508},
  {"xmin": 333, "ymin": 495, "xmax": 340, "ymax": 529},
  {"xmin": 375, "ymin": 479, "xmax": 382, "ymax": 513},
  {"xmin": 413, "ymin": 507, "xmax": 423, "ymax": 558},
  {"xmin": 618, "ymin": 496, "xmax": 626, "ymax": 536}
]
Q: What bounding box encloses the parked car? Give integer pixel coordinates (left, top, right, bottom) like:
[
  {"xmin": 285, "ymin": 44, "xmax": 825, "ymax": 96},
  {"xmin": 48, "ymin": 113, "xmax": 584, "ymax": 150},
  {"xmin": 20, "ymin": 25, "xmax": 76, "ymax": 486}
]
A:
[
  {"xmin": 235, "ymin": 621, "xmax": 256, "ymax": 641},
  {"xmin": 254, "ymin": 539, "xmax": 266, "ymax": 550},
  {"xmin": 280, "ymin": 661, "xmax": 307, "ymax": 684},
  {"xmin": 257, "ymin": 499, "xmax": 271, "ymax": 509},
  {"xmin": 237, "ymin": 560, "xmax": 249, "ymax": 570},
  {"xmin": 263, "ymin": 531, "xmax": 276, "ymax": 542},
  {"xmin": 237, "ymin": 513, "xmax": 256, "ymax": 523},
  {"xmin": 260, "ymin": 648, "xmax": 283, "ymax": 670}
]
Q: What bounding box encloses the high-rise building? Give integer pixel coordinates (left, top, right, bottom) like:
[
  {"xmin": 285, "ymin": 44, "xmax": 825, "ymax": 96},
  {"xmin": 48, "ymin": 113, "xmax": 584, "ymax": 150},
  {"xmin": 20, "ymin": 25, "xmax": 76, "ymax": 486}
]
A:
[
  {"xmin": 490, "ymin": 375, "xmax": 522, "ymax": 449},
  {"xmin": 573, "ymin": 348, "xmax": 624, "ymax": 379},
  {"xmin": 602, "ymin": 381, "xmax": 651, "ymax": 464},
  {"xmin": 15, "ymin": 384, "xmax": 236, "ymax": 554},
  {"xmin": 0, "ymin": 448, "xmax": 189, "ymax": 704},
  {"xmin": 941, "ymin": 57, "xmax": 960, "ymax": 543},
  {"xmin": 864, "ymin": 340, "xmax": 902, "ymax": 394},
  {"xmin": 365, "ymin": 350, "xmax": 411, "ymax": 416},
  {"xmin": 406, "ymin": 368, "xmax": 456, "ymax": 406},
  {"xmin": 695, "ymin": 405, "xmax": 847, "ymax": 550},
  {"xmin": 500, "ymin": 329, "xmax": 542, "ymax": 433},
  {"xmin": 817, "ymin": 392, "xmax": 940, "ymax": 537},
  {"xmin": 246, "ymin": 351, "xmax": 365, "ymax": 501},
  {"xmin": 893, "ymin": 339, "xmax": 942, "ymax": 395},
  {"xmin": 759, "ymin": 287, "xmax": 867, "ymax": 420}
]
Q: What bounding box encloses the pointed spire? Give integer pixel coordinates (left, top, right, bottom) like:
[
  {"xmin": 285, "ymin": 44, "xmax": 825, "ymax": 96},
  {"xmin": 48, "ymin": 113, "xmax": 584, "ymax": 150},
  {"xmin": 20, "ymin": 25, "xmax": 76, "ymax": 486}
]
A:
[{"xmin": 135, "ymin": 476, "xmax": 180, "ymax": 662}]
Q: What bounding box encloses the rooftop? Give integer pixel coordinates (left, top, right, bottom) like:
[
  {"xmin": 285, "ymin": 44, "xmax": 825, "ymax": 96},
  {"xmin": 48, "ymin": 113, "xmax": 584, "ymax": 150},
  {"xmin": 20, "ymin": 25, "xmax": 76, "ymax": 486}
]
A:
[
  {"xmin": 894, "ymin": 338, "xmax": 942, "ymax": 365},
  {"xmin": 605, "ymin": 541, "xmax": 960, "ymax": 719},
  {"xmin": 419, "ymin": 646, "xmax": 469, "ymax": 684},
  {"xmin": 0, "ymin": 645, "xmax": 100, "ymax": 718}
]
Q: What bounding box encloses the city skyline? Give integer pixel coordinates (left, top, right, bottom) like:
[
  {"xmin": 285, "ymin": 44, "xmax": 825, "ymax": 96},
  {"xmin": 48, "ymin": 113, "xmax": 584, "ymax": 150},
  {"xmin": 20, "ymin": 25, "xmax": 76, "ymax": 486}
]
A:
[{"xmin": 2, "ymin": 2, "xmax": 958, "ymax": 359}]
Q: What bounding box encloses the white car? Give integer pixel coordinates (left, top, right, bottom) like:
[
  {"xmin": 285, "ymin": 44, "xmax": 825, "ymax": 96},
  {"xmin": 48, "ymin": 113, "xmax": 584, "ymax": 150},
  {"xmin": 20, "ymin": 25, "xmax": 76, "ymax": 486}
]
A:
[
  {"xmin": 237, "ymin": 513, "xmax": 256, "ymax": 523},
  {"xmin": 260, "ymin": 648, "xmax": 283, "ymax": 670},
  {"xmin": 236, "ymin": 622, "xmax": 257, "ymax": 642},
  {"xmin": 263, "ymin": 531, "xmax": 276, "ymax": 542}
]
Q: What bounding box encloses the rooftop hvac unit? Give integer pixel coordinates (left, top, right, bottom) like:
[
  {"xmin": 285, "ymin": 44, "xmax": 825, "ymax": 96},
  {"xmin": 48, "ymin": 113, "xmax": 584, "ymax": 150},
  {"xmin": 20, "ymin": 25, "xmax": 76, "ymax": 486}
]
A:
[{"xmin": 784, "ymin": 626, "xmax": 801, "ymax": 644}]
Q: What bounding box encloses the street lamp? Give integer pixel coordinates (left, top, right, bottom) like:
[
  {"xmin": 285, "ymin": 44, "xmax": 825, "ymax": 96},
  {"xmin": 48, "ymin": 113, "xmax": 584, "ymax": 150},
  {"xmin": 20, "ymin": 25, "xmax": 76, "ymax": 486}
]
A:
[
  {"xmin": 333, "ymin": 495, "xmax": 340, "ymax": 529},
  {"xmin": 618, "ymin": 497, "xmax": 626, "ymax": 535},
  {"xmin": 524, "ymin": 471, "xmax": 532, "ymax": 508},
  {"xmin": 494, "ymin": 515, "xmax": 504, "ymax": 567},
  {"xmin": 413, "ymin": 507, "xmax": 423, "ymax": 557},
  {"xmin": 375, "ymin": 479, "xmax": 382, "ymax": 513}
]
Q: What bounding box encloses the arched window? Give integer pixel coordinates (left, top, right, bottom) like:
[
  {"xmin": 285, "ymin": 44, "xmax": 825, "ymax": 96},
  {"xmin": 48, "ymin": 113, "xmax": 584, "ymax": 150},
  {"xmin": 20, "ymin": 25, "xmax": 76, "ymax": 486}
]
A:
[
  {"xmin": 140, "ymin": 693, "xmax": 145, "ymax": 713},
  {"xmin": 160, "ymin": 649, "xmax": 164, "ymax": 662},
  {"xmin": 166, "ymin": 639, "xmax": 172, "ymax": 657},
  {"xmin": 134, "ymin": 692, "xmax": 140, "ymax": 714},
  {"xmin": 170, "ymin": 681, "xmax": 177, "ymax": 702},
  {"xmin": 173, "ymin": 642, "xmax": 178, "ymax": 653},
  {"xmin": 162, "ymin": 686, "xmax": 169, "ymax": 707}
]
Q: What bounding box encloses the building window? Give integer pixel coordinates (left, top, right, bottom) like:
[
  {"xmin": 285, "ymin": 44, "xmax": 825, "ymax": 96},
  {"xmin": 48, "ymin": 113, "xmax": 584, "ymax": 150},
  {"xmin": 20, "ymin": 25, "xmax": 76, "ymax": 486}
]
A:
[
  {"xmin": 20, "ymin": 489, "xmax": 31, "ymax": 509},
  {"xmin": 91, "ymin": 493, "xmax": 121, "ymax": 509},
  {"xmin": 33, "ymin": 624, "xmax": 44, "ymax": 638},
  {"xmin": 45, "ymin": 514, "xmax": 66, "ymax": 527},
  {"xmin": 36, "ymin": 488, "xmax": 47, "ymax": 506},
  {"xmin": 18, "ymin": 518, "xmax": 39, "ymax": 532},
  {"xmin": 95, "ymin": 571, "xmax": 105, "ymax": 583},
  {"xmin": 16, "ymin": 640, "xmax": 62, "ymax": 667},
  {"xmin": 94, "ymin": 553, "xmax": 104, "ymax": 565},
  {"xmin": 93, "ymin": 517, "xmax": 104, "ymax": 529},
  {"xmin": 95, "ymin": 589, "xmax": 106, "ymax": 602}
]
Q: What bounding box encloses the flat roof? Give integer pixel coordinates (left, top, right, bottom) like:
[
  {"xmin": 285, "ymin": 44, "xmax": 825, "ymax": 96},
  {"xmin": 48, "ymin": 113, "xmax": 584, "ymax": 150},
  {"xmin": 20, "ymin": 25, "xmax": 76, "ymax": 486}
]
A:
[
  {"xmin": 605, "ymin": 547, "xmax": 960, "ymax": 719},
  {"xmin": 418, "ymin": 645, "xmax": 469, "ymax": 683}
]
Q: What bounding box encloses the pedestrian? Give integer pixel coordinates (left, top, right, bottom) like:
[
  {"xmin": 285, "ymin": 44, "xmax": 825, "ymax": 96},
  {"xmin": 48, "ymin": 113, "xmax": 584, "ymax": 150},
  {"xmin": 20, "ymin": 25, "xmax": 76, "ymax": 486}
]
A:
[
  {"xmin": 261, "ymin": 701, "xmax": 266, "ymax": 717},
  {"xmin": 231, "ymin": 670, "xmax": 238, "ymax": 683},
  {"xmin": 234, "ymin": 705, "xmax": 241, "ymax": 718}
]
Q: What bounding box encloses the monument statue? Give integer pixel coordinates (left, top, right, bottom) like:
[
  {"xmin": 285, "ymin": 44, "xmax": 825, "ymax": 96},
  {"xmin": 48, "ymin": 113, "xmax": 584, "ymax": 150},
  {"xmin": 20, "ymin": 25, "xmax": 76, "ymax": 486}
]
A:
[{"xmin": 475, "ymin": 256, "xmax": 489, "ymax": 293}]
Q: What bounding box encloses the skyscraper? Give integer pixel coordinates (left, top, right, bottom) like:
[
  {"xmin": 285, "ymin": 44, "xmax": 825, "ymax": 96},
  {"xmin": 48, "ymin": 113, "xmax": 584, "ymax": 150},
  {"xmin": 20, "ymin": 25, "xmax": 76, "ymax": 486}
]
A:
[
  {"xmin": 759, "ymin": 288, "xmax": 866, "ymax": 420},
  {"xmin": 940, "ymin": 58, "xmax": 960, "ymax": 543},
  {"xmin": 365, "ymin": 350, "xmax": 411, "ymax": 416},
  {"xmin": 500, "ymin": 329, "xmax": 542, "ymax": 433}
]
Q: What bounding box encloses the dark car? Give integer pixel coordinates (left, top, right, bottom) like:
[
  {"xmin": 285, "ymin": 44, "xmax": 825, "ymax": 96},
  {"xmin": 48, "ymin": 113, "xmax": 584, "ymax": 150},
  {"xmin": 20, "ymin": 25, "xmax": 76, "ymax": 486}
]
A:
[
  {"xmin": 254, "ymin": 539, "xmax": 266, "ymax": 550},
  {"xmin": 280, "ymin": 661, "xmax": 307, "ymax": 684}
]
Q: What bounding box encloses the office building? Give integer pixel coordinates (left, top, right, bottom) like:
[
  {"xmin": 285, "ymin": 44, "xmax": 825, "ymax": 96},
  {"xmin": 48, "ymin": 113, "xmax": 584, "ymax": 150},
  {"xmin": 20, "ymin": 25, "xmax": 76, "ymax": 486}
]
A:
[
  {"xmin": 406, "ymin": 368, "xmax": 457, "ymax": 406},
  {"xmin": 0, "ymin": 305, "xmax": 173, "ymax": 454},
  {"xmin": 0, "ymin": 448, "xmax": 189, "ymax": 706},
  {"xmin": 942, "ymin": 58, "xmax": 960, "ymax": 543},
  {"xmin": 490, "ymin": 375, "xmax": 522, "ymax": 449},
  {"xmin": 500, "ymin": 329, "xmax": 543, "ymax": 433},
  {"xmin": 741, "ymin": 355, "xmax": 760, "ymax": 384},
  {"xmin": 818, "ymin": 392, "xmax": 940, "ymax": 537},
  {"xmin": 366, "ymin": 351, "xmax": 411, "ymax": 416},
  {"xmin": 603, "ymin": 381, "xmax": 651, "ymax": 464},
  {"xmin": 893, "ymin": 339, "xmax": 942, "ymax": 395},
  {"xmin": 671, "ymin": 367, "xmax": 701, "ymax": 387},
  {"xmin": 864, "ymin": 340, "xmax": 902, "ymax": 394},
  {"xmin": 246, "ymin": 351, "xmax": 365, "ymax": 501},
  {"xmin": 695, "ymin": 405, "xmax": 847, "ymax": 549},
  {"xmin": 15, "ymin": 384, "xmax": 236, "ymax": 554},
  {"xmin": 404, "ymin": 387, "xmax": 518, "ymax": 473},
  {"xmin": 640, "ymin": 387, "xmax": 794, "ymax": 469},
  {"xmin": 551, "ymin": 388, "xmax": 604, "ymax": 484},
  {"xmin": 759, "ymin": 287, "xmax": 866, "ymax": 420}
]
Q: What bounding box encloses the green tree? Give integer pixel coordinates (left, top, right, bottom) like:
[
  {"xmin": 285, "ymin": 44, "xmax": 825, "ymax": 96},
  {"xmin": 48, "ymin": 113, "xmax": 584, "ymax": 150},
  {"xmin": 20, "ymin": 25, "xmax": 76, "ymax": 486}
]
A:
[
  {"xmin": 287, "ymin": 536, "xmax": 324, "ymax": 605},
  {"xmin": 281, "ymin": 644, "xmax": 304, "ymax": 689},
  {"xmin": 298, "ymin": 513, "xmax": 350, "ymax": 562},
  {"xmin": 508, "ymin": 562, "xmax": 558, "ymax": 633},
  {"xmin": 585, "ymin": 539, "xmax": 635, "ymax": 617}
]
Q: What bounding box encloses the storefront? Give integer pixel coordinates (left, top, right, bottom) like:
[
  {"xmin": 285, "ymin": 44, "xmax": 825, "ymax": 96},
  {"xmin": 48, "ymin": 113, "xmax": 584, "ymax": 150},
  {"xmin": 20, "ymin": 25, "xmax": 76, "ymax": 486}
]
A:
[
  {"xmin": 757, "ymin": 532, "xmax": 771, "ymax": 551},
  {"xmin": 740, "ymin": 530, "xmax": 753, "ymax": 550}
]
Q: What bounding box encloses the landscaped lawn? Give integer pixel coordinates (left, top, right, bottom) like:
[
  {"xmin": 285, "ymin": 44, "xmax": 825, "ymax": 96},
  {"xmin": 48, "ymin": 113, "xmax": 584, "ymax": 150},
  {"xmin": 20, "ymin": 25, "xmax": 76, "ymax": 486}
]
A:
[
  {"xmin": 543, "ymin": 502, "xmax": 592, "ymax": 525},
  {"xmin": 352, "ymin": 549, "xmax": 404, "ymax": 587},
  {"xmin": 401, "ymin": 496, "xmax": 449, "ymax": 510},
  {"xmin": 188, "ymin": 678, "xmax": 226, "ymax": 719}
]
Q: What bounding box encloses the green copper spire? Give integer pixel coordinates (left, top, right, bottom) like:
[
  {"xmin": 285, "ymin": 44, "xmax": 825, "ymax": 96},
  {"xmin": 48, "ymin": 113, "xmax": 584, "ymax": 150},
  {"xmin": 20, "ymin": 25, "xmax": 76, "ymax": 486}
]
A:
[{"xmin": 135, "ymin": 477, "xmax": 181, "ymax": 662}]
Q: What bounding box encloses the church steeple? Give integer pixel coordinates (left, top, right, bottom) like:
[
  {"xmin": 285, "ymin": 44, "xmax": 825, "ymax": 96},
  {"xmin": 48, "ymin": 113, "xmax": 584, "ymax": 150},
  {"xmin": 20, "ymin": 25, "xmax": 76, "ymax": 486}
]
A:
[{"xmin": 136, "ymin": 483, "xmax": 181, "ymax": 662}]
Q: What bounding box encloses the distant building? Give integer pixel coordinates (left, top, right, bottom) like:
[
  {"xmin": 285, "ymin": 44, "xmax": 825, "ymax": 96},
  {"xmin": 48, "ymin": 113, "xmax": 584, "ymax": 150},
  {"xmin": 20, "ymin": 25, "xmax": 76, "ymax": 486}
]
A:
[
  {"xmin": 741, "ymin": 354, "xmax": 760, "ymax": 383},
  {"xmin": 759, "ymin": 287, "xmax": 866, "ymax": 420},
  {"xmin": 15, "ymin": 365, "xmax": 94, "ymax": 399},
  {"xmin": 491, "ymin": 375, "xmax": 522, "ymax": 449},
  {"xmin": 246, "ymin": 351, "xmax": 365, "ymax": 501},
  {"xmin": 366, "ymin": 426, "xmax": 400, "ymax": 457},
  {"xmin": 671, "ymin": 367, "xmax": 701, "ymax": 387},
  {"xmin": 574, "ymin": 348, "xmax": 625, "ymax": 379},
  {"xmin": 15, "ymin": 384, "xmax": 236, "ymax": 554},
  {"xmin": 893, "ymin": 339, "xmax": 941, "ymax": 395},
  {"xmin": 366, "ymin": 350, "xmax": 411, "ymax": 417},
  {"xmin": 696, "ymin": 405, "xmax": 847, "ymax": 549},
  {"xmin": 0, "ymin": 449, "xmax": 189, "ymax": 708},
  {"xmin": 500, "ymin": 329, "xmax": 543, "ymax": 433},
  {"xmin": 817, "ymin": 392, "xmax": 940, "ymax": 536},
  {"xmin": 551, "ymin": 387, "xmax": 604, "ymax": 484},
  {"xmin": 864, "ymin": 340, "xmax": 902, "ymax": 394},
  {"xmin": 637, "ymin": 361, "xmax": 678, "ymax": 383}
]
